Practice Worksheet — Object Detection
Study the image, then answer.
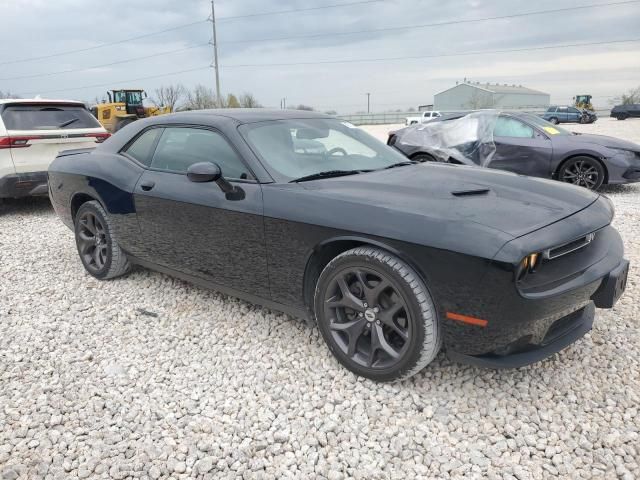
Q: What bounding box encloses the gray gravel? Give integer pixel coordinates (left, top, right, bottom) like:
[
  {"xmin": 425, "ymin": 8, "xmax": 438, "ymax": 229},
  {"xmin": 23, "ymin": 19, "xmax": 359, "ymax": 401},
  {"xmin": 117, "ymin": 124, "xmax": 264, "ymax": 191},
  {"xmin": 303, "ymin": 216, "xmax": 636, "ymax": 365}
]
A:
[{"xmin": 1, "ymin": 170, "xmax": 640, "ymax": 477}]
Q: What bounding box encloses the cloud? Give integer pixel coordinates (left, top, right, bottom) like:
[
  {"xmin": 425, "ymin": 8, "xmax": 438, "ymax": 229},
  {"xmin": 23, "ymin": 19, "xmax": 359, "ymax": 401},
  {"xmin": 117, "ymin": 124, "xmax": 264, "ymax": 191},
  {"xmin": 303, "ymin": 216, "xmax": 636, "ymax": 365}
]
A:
[{"xmin": 0, "ymin": 0, "xmax": 638, "ymax": 112}]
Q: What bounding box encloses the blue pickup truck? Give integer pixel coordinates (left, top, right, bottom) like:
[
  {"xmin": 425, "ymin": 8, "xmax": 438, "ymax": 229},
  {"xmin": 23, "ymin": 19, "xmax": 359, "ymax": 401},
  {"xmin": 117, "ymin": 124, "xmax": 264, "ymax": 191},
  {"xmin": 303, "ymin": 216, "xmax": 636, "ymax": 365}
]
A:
[{"xmin": 542, "ymin": 106, "xmax": 597, "ymax": 124}]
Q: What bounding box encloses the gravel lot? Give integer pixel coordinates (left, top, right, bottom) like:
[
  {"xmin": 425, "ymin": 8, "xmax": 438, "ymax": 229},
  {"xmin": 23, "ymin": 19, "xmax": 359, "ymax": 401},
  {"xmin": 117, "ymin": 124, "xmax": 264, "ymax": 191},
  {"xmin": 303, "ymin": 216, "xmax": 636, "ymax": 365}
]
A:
[{"xmin": 1, "ymin": 118, "xmax": 639, "ymax": 479}]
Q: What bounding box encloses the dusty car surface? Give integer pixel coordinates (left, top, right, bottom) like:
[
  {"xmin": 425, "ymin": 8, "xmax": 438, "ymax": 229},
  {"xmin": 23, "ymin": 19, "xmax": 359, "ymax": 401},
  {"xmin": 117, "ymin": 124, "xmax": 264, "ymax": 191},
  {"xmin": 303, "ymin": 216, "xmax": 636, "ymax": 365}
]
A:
[
  {"xmin": 48, "ymin": 110, "xmax": 628, "ymax": 381},
  {"xmin": 389, "ymin": 111, "xmax": 640, "ymax": 190}
]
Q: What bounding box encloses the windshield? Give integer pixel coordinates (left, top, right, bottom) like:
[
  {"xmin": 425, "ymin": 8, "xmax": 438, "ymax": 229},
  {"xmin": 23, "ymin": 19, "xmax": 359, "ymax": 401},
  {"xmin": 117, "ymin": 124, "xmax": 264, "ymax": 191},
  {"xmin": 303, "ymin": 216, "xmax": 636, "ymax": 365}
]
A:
[
  {"xmin": 240, "ymin": 118, "xmax": 408, "ymax": 181},
  {"xmin": 520, "ymin": 113, "xmax": 573, "ymax": 136},
  {"xmin": 113, "ymin": 91, "xmax": 143, "ymax": 105}
]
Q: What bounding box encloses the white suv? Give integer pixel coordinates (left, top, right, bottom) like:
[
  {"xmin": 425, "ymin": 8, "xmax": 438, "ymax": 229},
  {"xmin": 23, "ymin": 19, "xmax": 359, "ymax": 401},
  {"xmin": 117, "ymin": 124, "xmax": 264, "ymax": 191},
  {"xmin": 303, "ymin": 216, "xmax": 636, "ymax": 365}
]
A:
[{"xmin": 0, "ymin": 99, "xmax": 109, "ymax": 200}]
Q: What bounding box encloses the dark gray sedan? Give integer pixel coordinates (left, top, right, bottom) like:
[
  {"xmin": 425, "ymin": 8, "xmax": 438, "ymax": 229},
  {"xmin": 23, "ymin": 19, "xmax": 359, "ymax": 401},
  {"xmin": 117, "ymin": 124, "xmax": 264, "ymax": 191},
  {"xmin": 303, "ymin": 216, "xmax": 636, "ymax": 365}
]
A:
[{"xmin": 388, "ymin": 111, "xmax": 640, "ymax": 190}]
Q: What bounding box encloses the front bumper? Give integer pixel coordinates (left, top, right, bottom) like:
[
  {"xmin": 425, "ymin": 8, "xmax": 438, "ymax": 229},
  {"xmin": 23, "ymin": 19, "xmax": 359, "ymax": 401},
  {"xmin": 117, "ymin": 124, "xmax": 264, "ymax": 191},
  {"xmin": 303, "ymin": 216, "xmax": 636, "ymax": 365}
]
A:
[{"xmin": 0, "ymin": 171, "xmax": 49, "ymax": 198}]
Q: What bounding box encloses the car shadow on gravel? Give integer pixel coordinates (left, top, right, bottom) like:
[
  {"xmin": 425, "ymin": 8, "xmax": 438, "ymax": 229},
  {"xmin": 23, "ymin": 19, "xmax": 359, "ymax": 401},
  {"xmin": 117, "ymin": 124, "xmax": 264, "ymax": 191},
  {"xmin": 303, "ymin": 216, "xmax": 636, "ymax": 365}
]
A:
[{"xmin": 0, "ymin": 197, "xmax": 53, "ymax": 215}]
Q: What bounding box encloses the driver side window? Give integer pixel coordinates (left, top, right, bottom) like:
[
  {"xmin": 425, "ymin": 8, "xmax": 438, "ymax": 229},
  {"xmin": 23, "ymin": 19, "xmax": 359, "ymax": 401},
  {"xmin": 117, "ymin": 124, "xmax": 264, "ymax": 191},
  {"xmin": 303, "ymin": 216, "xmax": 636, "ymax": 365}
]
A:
[
  {"xmin": 494, "ymin": 117, "xmax": 534, "ymax": 138},
  {"xmin": 150, "ymin": 127, "xmax": 253, "ymax": 180}
]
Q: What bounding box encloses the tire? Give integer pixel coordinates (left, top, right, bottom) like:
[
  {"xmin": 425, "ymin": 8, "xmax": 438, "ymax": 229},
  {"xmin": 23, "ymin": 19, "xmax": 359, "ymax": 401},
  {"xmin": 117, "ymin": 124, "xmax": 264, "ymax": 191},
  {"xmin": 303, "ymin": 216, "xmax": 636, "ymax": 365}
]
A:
[
  {"xmin": 115, "ymin": 117, "xmax": 136, "ymax": 132},
  {"xmin": 412, "ymin": 153, "xmax": 437, "ymax": 163},
  {"xmin": 616, "ymin": 114, "xmax": 628, "ymax": 121},
  {"xmin": 549, "ymin": 117, "xmax": 559, "ymax": 125},
  {"xmin": 74, "ymin": 200, "xmax": 130, "ymax": 280},
  {"xmin": 558, "ymin": 156, "xmax": 605, "ymax": 190},
  {"xmin": 314, "ymin": 246, "xmax": 441, "ymax": 382}
]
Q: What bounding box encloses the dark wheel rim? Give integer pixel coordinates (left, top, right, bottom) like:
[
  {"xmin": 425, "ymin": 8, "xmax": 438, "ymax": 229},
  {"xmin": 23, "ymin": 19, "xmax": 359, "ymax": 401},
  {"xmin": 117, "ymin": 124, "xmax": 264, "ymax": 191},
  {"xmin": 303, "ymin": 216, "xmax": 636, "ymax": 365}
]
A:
[
  {"xmin": 77, "ymin": 211, "xmax": 109, "ymax": 272},
  {"xmin": 323, "ymin": 267, "xmax": 411, "ymax": 369},
  {"xmin": 561, "ymin": 160, "xmax": 600, "ymax": 189}
]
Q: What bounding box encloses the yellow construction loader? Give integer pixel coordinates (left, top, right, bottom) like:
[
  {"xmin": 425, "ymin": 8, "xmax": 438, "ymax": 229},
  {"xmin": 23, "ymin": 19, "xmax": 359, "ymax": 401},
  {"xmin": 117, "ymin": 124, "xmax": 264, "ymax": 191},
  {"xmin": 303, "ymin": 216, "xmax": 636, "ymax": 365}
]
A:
[
  {"xmin": 91, "ymin": 89, "xmax": 171, "ymax": 133},
  {"xmin": 574, "ymin": 94, "xmax": 594, "ymax": 111}
]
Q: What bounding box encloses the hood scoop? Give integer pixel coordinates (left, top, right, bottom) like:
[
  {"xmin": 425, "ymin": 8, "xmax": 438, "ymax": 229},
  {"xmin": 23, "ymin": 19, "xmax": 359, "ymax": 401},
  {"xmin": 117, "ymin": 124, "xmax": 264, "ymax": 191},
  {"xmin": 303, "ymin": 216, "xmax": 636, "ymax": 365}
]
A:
[{"xmin": 451, "ymin": 188, "xmax": 490, "ymax": 197}]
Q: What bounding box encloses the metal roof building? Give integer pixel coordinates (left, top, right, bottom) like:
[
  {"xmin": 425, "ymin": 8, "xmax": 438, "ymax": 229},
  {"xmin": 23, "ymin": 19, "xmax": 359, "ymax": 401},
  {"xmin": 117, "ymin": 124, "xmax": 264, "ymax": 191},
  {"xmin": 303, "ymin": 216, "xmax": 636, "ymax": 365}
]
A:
[{"xmin": 434, "ymin": 81, "xmax": 550, "ymax": 110}]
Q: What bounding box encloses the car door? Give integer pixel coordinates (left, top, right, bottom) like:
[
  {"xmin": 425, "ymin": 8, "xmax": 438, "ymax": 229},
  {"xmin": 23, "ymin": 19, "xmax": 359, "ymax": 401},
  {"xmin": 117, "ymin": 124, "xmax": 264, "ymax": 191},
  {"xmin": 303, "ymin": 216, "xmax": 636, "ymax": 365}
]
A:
[
  {"xmin": 131, "ymin": 125, "xmax": 270, "ymax": 298},
  {"xmin": 489, "ymin": 116, "xmax": 553, "ymax": 178},
  {"xmin": 568, "ymin": 107, "xmax": 582, "ymax": 122},
  {"xmin": 556, "ymin": 107, "xmax": 569, "ymax": 123}
]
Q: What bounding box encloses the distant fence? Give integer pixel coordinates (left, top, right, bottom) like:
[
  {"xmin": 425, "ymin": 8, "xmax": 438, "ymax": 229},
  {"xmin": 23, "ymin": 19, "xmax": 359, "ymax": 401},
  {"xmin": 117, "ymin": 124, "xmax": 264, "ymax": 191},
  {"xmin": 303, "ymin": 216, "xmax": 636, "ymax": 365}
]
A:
[{"xmin": 338, "ymin": 107, "xmax": 612, "ymax": 126}]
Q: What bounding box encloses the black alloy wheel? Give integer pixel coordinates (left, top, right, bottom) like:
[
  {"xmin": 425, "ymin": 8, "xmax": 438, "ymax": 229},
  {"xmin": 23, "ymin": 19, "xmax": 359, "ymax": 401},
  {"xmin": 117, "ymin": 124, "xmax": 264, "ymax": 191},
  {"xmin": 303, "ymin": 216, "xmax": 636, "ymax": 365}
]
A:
[
  {"xmin": 549, "ymin": 117, "xmax": 559, "ymax": 125},
  {"xmin": 559, "ymin": 157, "xmax": 604, "ymax": 190},
  {"xmin": 315, "ymin": 247, "xmax": 440, "ymax": 382},
  {"xmin": 412, "ymin": 153, "xmax": 437, "ymax": 163},
  {"xmin": 324, "ymin": 266, "xmax": 411, "ymax": 369},
  {"xmin": 74, "ymin": 201, "xmax": 130, "ymax": 280},
  {"xmin": 77, "ymin": 210, "xmax": 109, "ymax": 272}
]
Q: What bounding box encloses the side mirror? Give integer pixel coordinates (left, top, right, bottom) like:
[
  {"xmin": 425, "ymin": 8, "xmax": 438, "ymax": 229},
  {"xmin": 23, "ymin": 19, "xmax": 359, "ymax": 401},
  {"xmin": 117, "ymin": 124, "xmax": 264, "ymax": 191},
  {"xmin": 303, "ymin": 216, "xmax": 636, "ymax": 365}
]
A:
[{"xmin": 187, "ymin": 162, "xmax": 235, "ymax": 194}]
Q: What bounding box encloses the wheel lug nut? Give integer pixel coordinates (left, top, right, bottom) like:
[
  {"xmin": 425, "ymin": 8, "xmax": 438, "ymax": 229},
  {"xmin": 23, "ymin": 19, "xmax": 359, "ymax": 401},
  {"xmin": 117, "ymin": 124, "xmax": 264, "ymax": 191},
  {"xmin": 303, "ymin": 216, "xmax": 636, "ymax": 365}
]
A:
[
  {"xmin": 363, "ymin": 303, "xmax": 368, "ymax": 308},
  {"xmin": 358, "ymin": 312, "xmax": 363, "ymax": 317},
  {"xmin": 376, "ymin": 320, "xmax": 381, "ymax": 326},
  {"xmin": 373, "ymin": 307, "xmax": 379, "ymax": 313}
]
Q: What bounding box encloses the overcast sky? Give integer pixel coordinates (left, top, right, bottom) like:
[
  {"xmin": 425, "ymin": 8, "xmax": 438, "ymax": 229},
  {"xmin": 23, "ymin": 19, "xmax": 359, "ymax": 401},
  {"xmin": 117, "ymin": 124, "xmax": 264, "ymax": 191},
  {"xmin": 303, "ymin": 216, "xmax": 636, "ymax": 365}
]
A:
[{"xmin": 0, "ymin": 0, "xmax": 638, "ymax": 113}]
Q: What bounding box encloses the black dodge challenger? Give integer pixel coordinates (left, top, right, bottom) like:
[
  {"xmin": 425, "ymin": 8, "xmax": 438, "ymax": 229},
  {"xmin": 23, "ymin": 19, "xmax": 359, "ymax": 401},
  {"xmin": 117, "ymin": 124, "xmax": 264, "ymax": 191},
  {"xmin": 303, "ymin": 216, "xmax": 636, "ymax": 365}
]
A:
[{"xmin": 48, "ymin": 110, "xmax": 628, "ymax": 382}]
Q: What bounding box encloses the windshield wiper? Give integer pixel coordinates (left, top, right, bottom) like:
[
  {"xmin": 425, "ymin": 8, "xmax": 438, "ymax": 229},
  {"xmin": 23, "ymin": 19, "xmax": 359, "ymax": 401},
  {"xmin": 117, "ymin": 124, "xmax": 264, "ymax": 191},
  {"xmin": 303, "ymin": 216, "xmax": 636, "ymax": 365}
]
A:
[
  {"xmin": 290, "ymin": 169, "xmax": 372, "ymax": 183},
  {"xmin": 382, "ymin": 161, "xmax": 417, "ymax": 169},
  {"xmin": 58, "ymin": 118, "xmax": 80, "ymax": 128}
]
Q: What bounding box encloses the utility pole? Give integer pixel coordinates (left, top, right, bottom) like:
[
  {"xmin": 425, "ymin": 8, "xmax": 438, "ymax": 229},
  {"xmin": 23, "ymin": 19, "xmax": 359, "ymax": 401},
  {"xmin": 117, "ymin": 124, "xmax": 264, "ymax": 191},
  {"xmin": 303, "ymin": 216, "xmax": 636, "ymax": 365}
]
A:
[
  {"xmin": 366, "ymin": 93, "xmax": 370, "ymax": 113},
  {"xmin": 210, "ymin": 0, "xmax": 221, "ymax": 106}
]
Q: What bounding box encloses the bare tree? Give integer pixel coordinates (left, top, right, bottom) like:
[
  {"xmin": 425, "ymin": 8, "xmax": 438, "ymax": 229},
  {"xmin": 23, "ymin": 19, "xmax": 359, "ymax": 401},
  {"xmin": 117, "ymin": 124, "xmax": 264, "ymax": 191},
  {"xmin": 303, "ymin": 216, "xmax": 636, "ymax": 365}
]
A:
[
  {"xmin": 620, "ymin": 85, "xmax": 640, "ymax": 105},
  {"xmin": 239, "ymin": 92, "xmax": 261, "ymax": 108},
  {"xmin": 0, "ymin": 90, "xmax": 20, "ymax": 99},
  {"xmin": 183, "ymin": 85, "xmax": 217, "ymax": 111},
  {"xmin": 153, "ymin": 84, "xmax": 186, "ymax": 112}
]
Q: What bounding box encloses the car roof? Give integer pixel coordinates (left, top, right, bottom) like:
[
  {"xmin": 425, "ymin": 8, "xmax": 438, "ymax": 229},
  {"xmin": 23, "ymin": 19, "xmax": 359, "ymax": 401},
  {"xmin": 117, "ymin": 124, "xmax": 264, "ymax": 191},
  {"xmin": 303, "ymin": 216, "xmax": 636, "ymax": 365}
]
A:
[
  {"xmin": 0, "ymin": 98, "xmax": 86, "ymax": 106},
  {"xmin": 170, "ymin": 108, "xmax": 332, "ymax": 124}
]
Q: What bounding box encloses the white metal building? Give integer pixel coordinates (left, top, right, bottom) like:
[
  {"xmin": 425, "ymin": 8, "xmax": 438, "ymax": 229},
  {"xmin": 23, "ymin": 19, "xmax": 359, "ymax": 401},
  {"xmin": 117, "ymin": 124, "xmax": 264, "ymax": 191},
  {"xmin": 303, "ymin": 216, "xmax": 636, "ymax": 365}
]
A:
[{"xmin": 434, "ymin": 81, "xmax": 550, "ymax": 110}]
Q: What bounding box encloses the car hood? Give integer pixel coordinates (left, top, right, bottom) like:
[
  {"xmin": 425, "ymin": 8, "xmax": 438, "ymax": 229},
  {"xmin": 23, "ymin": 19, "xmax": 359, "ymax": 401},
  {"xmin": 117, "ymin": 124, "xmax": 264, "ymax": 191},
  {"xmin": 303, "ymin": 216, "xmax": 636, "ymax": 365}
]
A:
[
  {"xmin": 563, "ymin": 133, "xmax": 640, "ymax": 151},
  {"xmin": 301, "ymin": 163, "xmax": 599, "ymax": 239}
]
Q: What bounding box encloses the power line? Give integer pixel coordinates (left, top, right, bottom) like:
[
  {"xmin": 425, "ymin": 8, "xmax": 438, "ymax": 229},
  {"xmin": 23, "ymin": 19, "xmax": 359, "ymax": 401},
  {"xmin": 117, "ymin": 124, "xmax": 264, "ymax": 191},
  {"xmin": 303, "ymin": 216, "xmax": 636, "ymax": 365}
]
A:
[
  {"xmin": 221, "ymin": 37, "xmax": 640, "ymax": 68},
  {"xmin": 0, "ymin": 20, "xmax": 208, "ymax": 67},
  {"xmin": 0, "ymin": 44, "xmax": 210, "ymax": 81},
  {"xmin": 217, "ymin": 0, "xmax": 640, "ymax": 45},
  {"xmin": 217, "ymin": 0, "xmax": 384, "ymax": 21},
  {"xmin": 17, "ymin": 66, "xmax": 212, "ymax": 97}
]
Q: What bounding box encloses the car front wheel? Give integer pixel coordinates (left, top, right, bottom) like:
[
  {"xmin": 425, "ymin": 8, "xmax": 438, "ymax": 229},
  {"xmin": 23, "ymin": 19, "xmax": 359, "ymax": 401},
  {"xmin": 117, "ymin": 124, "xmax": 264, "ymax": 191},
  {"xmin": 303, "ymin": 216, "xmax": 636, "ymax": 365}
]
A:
[
  {"xmin": 558, "ymin": 156, "xmax": 605, "ymax": 190},
  {"xmin": 549, "ymin": 117, "xmax": 559, "ymax": 124},
  {"xmin": 314, "ymin": 246, "xmax": 441, "ymax": 382},
  {"xmin": 74, "ymin": 200, "xmax": 130, "ymax": 280}
]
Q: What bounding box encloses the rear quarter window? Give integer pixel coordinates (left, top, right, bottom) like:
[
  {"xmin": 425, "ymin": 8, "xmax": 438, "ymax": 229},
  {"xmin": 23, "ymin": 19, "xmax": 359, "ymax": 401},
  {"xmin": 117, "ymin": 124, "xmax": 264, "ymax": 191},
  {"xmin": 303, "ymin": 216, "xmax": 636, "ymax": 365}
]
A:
[{"xmin": 1, "ymin": 104, "xmax": 102, "ymax": 130}]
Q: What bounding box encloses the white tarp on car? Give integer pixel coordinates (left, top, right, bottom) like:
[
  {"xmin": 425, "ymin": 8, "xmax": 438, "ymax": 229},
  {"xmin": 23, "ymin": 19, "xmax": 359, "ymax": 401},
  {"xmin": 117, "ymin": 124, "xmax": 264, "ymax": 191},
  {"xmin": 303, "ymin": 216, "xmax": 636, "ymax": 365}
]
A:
[{"xmin": 393, "ymin": 111, "xmax": 501, "ymax": 167}]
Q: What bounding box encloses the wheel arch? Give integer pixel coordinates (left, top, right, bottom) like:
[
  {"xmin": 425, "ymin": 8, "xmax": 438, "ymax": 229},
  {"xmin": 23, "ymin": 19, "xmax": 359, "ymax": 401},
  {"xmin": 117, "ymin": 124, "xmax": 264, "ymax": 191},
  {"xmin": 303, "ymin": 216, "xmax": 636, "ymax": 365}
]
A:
[
  {"xmin": 70, "ymin": 192, "xmax": 103, "ymax": 222},
  {"xmin": 555, "ymin": 153, "xmax": 609, "ymax": 185},
  {"xmin": 302, "ymin": 235, "xmax": 431, "ymax": 314}
]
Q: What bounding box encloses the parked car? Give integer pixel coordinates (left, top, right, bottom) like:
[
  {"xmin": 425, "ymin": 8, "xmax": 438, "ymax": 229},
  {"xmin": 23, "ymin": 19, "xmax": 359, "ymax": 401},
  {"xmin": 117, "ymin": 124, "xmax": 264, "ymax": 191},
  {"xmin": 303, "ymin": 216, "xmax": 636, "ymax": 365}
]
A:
[
  {"xmin": 0, "ymin": 99, "xmax": 109, "ymax": 200},
  {"xmin": 389, "ymin": 111, "xmax": 640, "ymax": 190},
  {"xmin": 542, "ymin": 105, "xmax": 597, "ymax": 124},
  {"xmin": 405, "ymin": 110, "xmax": 441, "ymax": 125},
  {"xmin": 611, "ymin": 104, "xmax": 640, "ymax": 120},
  {"xmin": 48, "ymin": 110, "xmax": 628, "ymax": 381}
]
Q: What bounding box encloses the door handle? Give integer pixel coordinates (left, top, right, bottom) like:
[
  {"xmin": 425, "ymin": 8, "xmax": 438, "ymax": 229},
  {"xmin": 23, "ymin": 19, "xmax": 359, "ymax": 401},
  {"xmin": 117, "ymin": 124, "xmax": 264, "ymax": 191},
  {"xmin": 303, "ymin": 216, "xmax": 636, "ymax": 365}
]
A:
[{"xmin": 140, "ymin": 180, "xmax": 155, "ymax": 191}]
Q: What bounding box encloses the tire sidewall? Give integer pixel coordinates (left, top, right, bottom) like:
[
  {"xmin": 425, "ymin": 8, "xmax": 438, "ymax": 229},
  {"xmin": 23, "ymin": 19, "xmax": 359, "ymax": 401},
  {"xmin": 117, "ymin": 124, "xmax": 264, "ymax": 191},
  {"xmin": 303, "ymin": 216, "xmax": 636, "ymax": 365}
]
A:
[
  {"xmin": 74, "ymin": 202, "xmax": 114, "ymax": 279},
  {"xmin": 314, "ymin": 251, "xmax": 433, "ymax": 382}
]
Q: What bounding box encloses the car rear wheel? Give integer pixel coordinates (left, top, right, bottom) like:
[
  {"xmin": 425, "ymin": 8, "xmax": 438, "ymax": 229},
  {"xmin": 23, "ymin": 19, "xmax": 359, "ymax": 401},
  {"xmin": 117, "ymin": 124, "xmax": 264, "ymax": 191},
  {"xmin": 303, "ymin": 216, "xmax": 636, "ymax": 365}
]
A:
[
  {"xmin": 558, "ymin": 156, "xmax": 604, "ymax": 190},
  {"xmin": 616, "ymin": 114, "xmax": 628, "ymax": 121},
  {"xmin": 74, "ymin": 201, "xmax": 130, "ymax": 280},
  {"xmin": 314, "ymin": 246, "xmax": 441, "ymax": 382},
  {"xmin": 549, "ymin": 117, "xmax": 559, "ymax": 125}
]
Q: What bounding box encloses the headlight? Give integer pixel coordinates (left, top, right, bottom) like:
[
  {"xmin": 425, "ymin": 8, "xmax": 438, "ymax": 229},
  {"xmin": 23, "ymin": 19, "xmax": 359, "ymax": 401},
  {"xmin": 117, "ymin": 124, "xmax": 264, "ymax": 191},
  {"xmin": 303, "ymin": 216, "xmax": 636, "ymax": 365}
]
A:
[{"xmin": 608, "ymin": 148, "xmax": 638, "ymax": 161}]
